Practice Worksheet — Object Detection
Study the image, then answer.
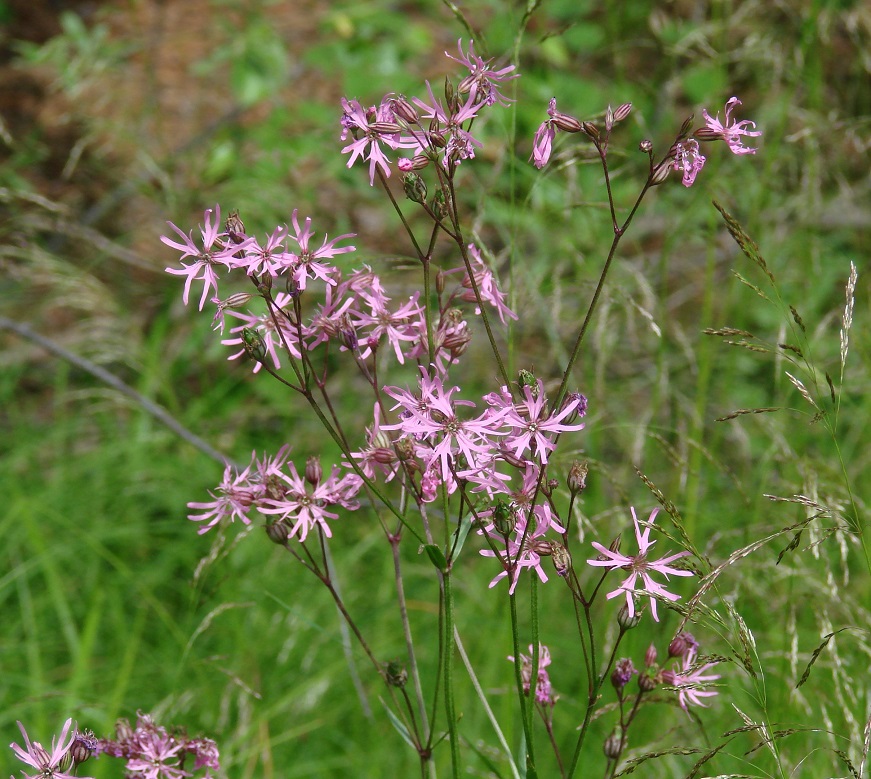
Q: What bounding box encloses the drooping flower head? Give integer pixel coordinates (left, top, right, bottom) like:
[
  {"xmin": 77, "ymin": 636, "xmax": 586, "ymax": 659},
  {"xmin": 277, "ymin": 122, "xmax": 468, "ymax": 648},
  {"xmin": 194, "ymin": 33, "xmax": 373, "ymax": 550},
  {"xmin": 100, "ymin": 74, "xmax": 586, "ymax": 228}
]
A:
[
  {"xmin": 661, "ymin": 647, "xmax": 721, "ymax": 712},
  {"xmin": 700, "ymin": 96, "xmax": 762, "ymax": 155}
]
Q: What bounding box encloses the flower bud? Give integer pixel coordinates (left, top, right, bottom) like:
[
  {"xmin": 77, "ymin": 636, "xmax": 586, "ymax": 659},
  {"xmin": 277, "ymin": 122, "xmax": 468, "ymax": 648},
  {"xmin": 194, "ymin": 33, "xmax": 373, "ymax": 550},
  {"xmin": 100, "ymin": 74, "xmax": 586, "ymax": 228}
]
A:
[
  {"xmin": 225, "ymin": 210, "xmax": 246, "ymax": 244},
  {"xmin": 638, "ymin": 670, "xmax": 659, "ymax": 692},
  {"xmin": 677, "ymin": 114, "xmax": 694, "ymax": 139},
  {"xmin": 114, "ymin": 718, "xmax": 134, "ymax": 743},
  {"xmin": 617, "ymin": 603, "xmax": 642, "ymax": 630},
  {"xmin": 668, "ymin": 631, "xmax": 699, "ymax": 658},
  {"xmin": 650, "ymin": 161, "xmax": 672, "ymax": 185},
  {"xmin": 638, "ymin": 139, "xmax": 653, "ymax": 153},
  {"xmin": 551, "ymin": 543, "xmax": 572, "ymax": 577},
  {"xmin": 391, "ymin": 95, "xmax": 419, "ymax": 124},
  {"xmin": 567, "ymin": 460, "xmax": 589, "ymax": 496},
  {"xmin": 582, "ymin": 121, "xmax": 600, "ymax": 139},
  {"xmin": 603, "ymin": 732, "xmax": 623, "ymax": 759},
  {"xmin": 394, "ymin": 437, "xmax": 417, "ymax": 462},
  {"xmin": 305, "ymin": 456, "xmax": 322, "ymax": 486},
  {"xmin": 613, "ymin": 102, "xmax": 632, "ymax": 122},
  {"xmin": 256, "ymin": 272, "xmax": 273, "ymax": 293},
  {"xmin": 644, "ymin": 643, "xmax": 658, "ymax": 668},
  {"xmin": 551, "ymin": 111, "xmax": 583, "ymax": 133},
  {"xmin": 266, "ymin": 519, "xmax": 289, "ymax": 545},
  {"xmin": 611, "ymin": 658, "xmax": 637, "ymax": 690},
  {"xmin": 403, "ymin": 172, "xmax": 428, "ymax": 204}
]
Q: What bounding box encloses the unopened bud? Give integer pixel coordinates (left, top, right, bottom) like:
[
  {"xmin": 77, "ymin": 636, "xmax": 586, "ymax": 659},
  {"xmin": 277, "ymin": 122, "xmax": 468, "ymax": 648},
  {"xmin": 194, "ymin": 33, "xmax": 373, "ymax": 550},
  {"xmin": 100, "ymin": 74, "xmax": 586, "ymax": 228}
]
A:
[
  {"xmin": 567, "ymin": 460, "xmax": 589, "ymax": 495},
  {"xmin": 266, "ymin": 519, "xmax": 289, "ymax": 545},
  {"xmin": 644, "ymin": 643, "xmax": 658, "ymax": 667},
  {"xmin": 611, "ymin": 658, "xmax": 637, "ymax": 690},
  {"xmin": 115, "ymin": 718, "xmax": 134, "ymax": 743},
  {"xmin": 613, "ymin": 102, "xmax": 632, "ymax": 122},
  {"xmin": 617, "ymin": 602, "xmax": 642, "ymax": 630},
  {"xmin": 443, "ymin": 77, "xmax": 455, "ymax": 110},
  {"xmin": 638, "ymin": 138, "xmax": 653, "ymax": 153},
  {"xmin": 638, "ymin": 671, "xmax": 659, "ymax": 692},
  {"xmin": 339, "ymin": 314, "xmax": 358, "ymax": 350},
  {"xmin": 392, "ymin": 95, "xmax": 419, "ymax": 124},
  {"xmin": 582, "ymin": 121, "xmax": 600, "ymax": 139},
  {"xmin": 551, "ymin": 543, "xmax": 571, "ymax": 577},
  {"xmin": 431, "ymin": 190, "xmax": 449, "ymax": 220},
  {"xmin": 403, "ymin": 172, "xmax": 428, "ymax": 204},
  {"xmin": 650, "ymin": 161, "xmax": 672, "ymax": 185},
  {"xmin": 285, "ymin": 274, "xmax": 302, "ymax": 297},
  {"xmin": 435, "ymin": 271, "xmax": 446, "ymax": 295},
  {"xmin": 305, "ymin": 456, "xmax": 322, "ymax": 486},
  {"xmin": 256, "ymin": 272, "xmax": 273, "ymax": 293},
  {"xmin": 225, "ymin": 210, "xmax": 246, "ymax": 243},
  {"xmin": 603, "ymin": 732, "xmax": 623, "ymax": 759},
  {"xmin": 677, "ymin": 114, "xmax": 694, "ymax": 139},
  {"xmin": 668, "ymin": 631, "xmax": 699, "ymax": 658}
]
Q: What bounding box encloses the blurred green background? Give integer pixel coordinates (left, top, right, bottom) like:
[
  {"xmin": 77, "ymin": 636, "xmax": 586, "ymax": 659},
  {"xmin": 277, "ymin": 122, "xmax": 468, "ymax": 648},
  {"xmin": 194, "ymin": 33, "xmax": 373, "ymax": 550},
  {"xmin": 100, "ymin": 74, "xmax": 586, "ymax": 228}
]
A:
[{"xmin": 2, "ymin": 0, "xmax": 869, "ymax": 776}]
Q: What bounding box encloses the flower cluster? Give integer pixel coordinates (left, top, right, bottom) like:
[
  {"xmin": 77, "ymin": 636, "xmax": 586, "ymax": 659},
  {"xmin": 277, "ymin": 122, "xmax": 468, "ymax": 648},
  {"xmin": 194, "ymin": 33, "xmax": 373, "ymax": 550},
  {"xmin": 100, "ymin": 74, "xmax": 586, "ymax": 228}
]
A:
[
  {"xmin": 10, "ymin": 714, "xmax": 219, "ymax": 779},
  {"xmin": 188, "ymin": 446, "xmax": 363, "ymax": 540},
  {"xmin": 340, "ymin": 40, "xmax": 517, "ymax": 183},
  {"xmin": 661, "ymin": 636, "xmax": 721, "ymax": 712},
  {"xmin": 531, "ymin": 95, "xmax": 760, "ymax": 188},
  {"xmin": 10, "ymin": 718, "xmax": 93, "ymax": 779},
  {"xmin": 508, "ymin": 643, "xmax": 557, "ymax": 708}
]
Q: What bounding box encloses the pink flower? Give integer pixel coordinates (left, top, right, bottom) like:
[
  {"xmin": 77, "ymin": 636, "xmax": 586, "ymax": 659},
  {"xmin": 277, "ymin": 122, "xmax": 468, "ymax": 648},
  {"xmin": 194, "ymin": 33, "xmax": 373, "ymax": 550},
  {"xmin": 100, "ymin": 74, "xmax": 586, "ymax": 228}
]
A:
[
  {"xmin": 661, "ymin": 647, "xmax": 720, "ymax": 711},
  {"xmin": 221, "ymin": 292, "xmax": 303, "ymax": 372},
  {"xmin": 446, "ymin": 39, "xmax": 519, "ymax": 107},
  {"xmin": 702, "ymin": 96, "xmax": 761, "ymax": 155},
  {"xmin": 445, "ymin": 244, "xmax": 518, "ymax": 324},
  {"xmin": 587, "ymin": 507, "xmax": 693, "ymax": 621},
  {"xmin": 530, "ymin": 98, "xmax": 559, "ymax": 169},
  {"xmin": 340, "ymin": 96, "xmax": 417, "ymax": 185},
  {"xmin": 162, "ymin": 206, "xmax": 242, "ymax": 310},
  {"xmin": 187, "ymin": 456, "xmax": 264, "ymax": 534},
  {"xmin": 492, "ymin": 380, "xmax": 585, "ymax": 464},
  {"xmin": 507, "ymin": 644, "xmax": 556, "ymax": 707},
  {"xmin": 283, "ymin": 210, "xmax": 355, "ymax": 292},
  {"xmin": 10, "ymin": 719, "xmax": 92, "ymax": 779},
  {"xmin": 672, "ymin": 138, "xmax": 707, "ymax": 187}
]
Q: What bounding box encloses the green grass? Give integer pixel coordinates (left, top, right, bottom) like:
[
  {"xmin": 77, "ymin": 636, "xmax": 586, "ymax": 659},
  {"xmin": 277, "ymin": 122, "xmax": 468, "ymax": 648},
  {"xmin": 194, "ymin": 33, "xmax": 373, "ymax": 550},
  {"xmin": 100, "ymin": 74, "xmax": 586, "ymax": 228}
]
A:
[{"xmin": 2, "ymin": 0, "xmax": 869, "ymax": 776}]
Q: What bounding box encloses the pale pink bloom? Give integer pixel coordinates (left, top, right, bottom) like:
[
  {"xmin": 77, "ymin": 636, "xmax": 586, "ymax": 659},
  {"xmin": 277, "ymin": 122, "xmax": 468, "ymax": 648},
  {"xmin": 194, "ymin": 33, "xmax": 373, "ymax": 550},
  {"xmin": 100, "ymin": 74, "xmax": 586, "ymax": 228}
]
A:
[
  {"xmin": 348, "ymin": 404, "xmax": 399, "ymax": 481},
  {"xmin": 702, "ymin": 96, "xmax": 761, "ymax": 155},
  {"xmin": 259, "ymin": 461, "xmax": 362, "ymax": 542},
  {"xmin": 446, "ymin": 39, "xmax": 519, "ymax": 107},
  {"xmin": 234, "ymin": 225, "xmax": 294, "ymax": 276},
  {"xmin": 352, "ymin": 290, "xmax": 423, "ymax": 364},
  {"xmin": 383, "ymin": 368, "xmax": 506, "ymax": 481},
  {"xmin": 10, "ymin": 719, "xmax": 91, "ymax": 779},
  {"xmin": 672, "ymin": 138, "xmax": 707, "ymax": 187},
  {"xmin": 162, "ymin": 206, "xmax": 243, "ymax": 310},
  {"xmin": 530, "ymin": 97, "xmax": 564, "ymax": 169},
  {"xmin": 284, "ymin": 210, "xmax": 355, "ymax": 291},
  {"xmin": 508, "ymin": 644, "xmax": 556, "ymax": 706},
  {"xmin": 661, "ymin": 647, "xmax": 721, "ymax": 711},
  {"xmin": 587, "ymin": 507, "xmax": 693, "ymax": 621},
  {"xmin": 340, "ymin": 96, "xmax": 417, "ymax": 185},
  {"xmin": 187, "ymin": 456, "xmax": 263, "ymax": 534},
  {"xmin": 412, "ymin": 81, "xmax": 483, "ymax": 168},
  {"xmin": 445, "ymin": 244, "xmax": 517, "ymax": 324},
  {"xmin": 125, "ymin": 730, "xmax": 186, "ymax": 779},
  {"xmin": 494, "ymin": 380, "xmax": 586, "ymax": 464}
]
